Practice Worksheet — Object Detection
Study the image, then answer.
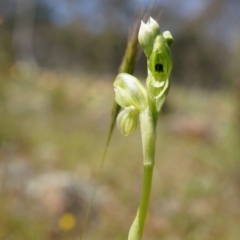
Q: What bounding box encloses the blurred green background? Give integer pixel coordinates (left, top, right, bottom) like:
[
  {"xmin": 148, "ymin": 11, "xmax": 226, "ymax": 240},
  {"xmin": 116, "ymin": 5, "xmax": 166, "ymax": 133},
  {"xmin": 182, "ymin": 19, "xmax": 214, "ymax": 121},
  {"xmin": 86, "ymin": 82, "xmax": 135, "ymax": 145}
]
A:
[{"xmin": 0, "ymin": 0, "xmax": 240, "ymax": 240}]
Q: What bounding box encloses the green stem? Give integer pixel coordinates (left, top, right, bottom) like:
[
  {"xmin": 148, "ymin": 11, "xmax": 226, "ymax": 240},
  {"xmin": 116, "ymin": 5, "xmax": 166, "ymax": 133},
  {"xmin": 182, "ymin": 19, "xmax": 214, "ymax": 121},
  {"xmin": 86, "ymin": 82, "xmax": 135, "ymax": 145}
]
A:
[
  {"xmin": 128, "ymin": 108, "xmax": 156, "ymax": 240},
  {"xmin": 128, "ymin": 164, "xmax": 154, "ymax": 240}
]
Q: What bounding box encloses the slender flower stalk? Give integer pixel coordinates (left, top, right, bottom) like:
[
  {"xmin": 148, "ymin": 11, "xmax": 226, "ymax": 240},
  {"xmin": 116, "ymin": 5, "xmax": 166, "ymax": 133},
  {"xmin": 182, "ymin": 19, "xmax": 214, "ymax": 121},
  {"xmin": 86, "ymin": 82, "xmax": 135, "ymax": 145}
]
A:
[{"xmin": 113, "ymin": 17, "xmax": 173, "ymax": 240}]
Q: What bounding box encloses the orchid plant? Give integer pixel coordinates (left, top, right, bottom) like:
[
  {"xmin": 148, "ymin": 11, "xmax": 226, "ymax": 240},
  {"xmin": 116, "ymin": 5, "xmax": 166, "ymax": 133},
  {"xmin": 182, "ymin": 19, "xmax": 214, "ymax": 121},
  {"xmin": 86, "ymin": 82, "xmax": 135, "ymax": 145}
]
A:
[{"xmin": 113, "ymin": 17, "xmax": 173, "ymax": 240}]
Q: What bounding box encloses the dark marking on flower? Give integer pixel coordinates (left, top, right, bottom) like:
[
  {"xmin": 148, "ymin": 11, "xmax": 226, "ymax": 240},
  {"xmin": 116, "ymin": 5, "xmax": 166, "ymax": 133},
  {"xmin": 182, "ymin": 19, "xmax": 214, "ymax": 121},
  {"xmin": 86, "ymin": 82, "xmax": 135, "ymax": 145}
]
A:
[{"xmin": 155, "ymin": 63, "xmax": 164, "ymax": 72}]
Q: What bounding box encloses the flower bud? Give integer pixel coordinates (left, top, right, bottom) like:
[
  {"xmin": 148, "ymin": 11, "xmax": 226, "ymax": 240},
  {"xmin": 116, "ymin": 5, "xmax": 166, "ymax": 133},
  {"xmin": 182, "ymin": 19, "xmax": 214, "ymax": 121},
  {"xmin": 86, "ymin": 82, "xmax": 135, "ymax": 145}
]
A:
[
  {"xmin": 114, "ymin": 73, "xmax": 148, "ymax": 111},
  {"xmin": 117, "ymin": 107, "xmax": 139, "ymax": 136},
  {"xmin": 163, "ymin": 31, "xmax": 174, "ymax": 47},
  {"xmin": 138, "ymin": 17, "xmax": 160, "ymax": 59}
]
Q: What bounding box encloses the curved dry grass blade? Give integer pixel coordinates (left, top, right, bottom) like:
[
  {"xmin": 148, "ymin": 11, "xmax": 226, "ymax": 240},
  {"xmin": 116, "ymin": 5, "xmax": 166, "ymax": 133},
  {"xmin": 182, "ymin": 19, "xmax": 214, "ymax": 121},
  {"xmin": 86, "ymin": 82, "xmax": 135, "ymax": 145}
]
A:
[{"xmin": 79, "ymin": 13, "xmax": 142, "ymax": 240}]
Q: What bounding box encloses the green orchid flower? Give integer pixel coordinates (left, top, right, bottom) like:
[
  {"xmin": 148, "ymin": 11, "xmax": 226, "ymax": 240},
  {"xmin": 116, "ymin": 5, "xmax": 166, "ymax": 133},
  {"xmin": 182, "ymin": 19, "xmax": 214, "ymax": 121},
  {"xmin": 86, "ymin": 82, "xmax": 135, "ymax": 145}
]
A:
[
  {"xmin": 138, "ymin": 17, "xmax": 160, "ymax": 59},
  {"xmin": 114, "ymin": 73, "xmax": 148, "ymax": 136}
]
